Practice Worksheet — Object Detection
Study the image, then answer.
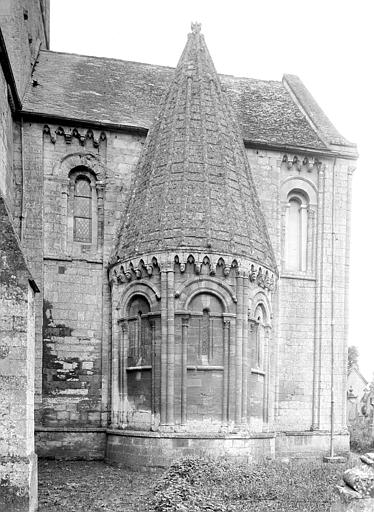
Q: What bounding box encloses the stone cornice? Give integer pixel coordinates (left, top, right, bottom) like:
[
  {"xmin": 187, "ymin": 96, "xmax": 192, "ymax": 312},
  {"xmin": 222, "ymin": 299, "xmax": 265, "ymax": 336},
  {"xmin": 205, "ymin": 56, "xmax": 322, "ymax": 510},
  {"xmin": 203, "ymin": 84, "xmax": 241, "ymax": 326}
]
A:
[
  {"xmin": 109, "ymin": 251, "xmax": 276, "ymax": 292},
  {"xmin": 43, "ymin": 124, "xmax": 106, "ymax": 147}
]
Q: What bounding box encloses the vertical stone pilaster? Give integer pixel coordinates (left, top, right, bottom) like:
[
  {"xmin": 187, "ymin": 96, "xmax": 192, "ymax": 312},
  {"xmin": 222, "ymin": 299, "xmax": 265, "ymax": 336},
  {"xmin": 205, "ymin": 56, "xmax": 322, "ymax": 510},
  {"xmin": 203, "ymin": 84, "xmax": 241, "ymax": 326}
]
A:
[
  {"xmin": 228, "ymin": 317, "xmax": 236, "ymax": 423},
  {"xmin": 241, "ymin": 276, "xmax": 249, "ymax": 422},
  {"xmin": 97, "ymin": 183, "xmax": 104, "ymax": 248},
  {"xmin": 235, "ymin": 275, "xmax": 244, "ymax": 424},
  {"xmin": 342, "ymin": 166, "xmax": 354, "ymax": 427},
  {"xmin": 281, "ymin": 203, "xmax": 290, "ymax": 268},
  {"xmin": 307, "ymin": 208, "xmax": 316, "ymax": 273},
  {"xmin": 263, "ymin": 326, "xmax": 271, "ymax": 426},
  {"xmin": 222, "ymin": 318, "xmax": 230, "ymax": 424},
  {"xmin": 312, "ymin": 165, "xmax": 326, "ymax": 429},
  {"xmin": 181, "ymin": 316, "xmax": 190, "ymax": 425},
  {"xmin": 119, "ymin": 320, "xmax": 128, "ymax": 426},
  {"xmin": 150, "ymin": 319, "xmax": 156, "ymax": 415},
  {"xmin": 166, "ymin": 269, "xmax": 175, "ymax": 424},
  {"xmin": 110, "ymin": 293, "xmax": 121, "ymax": 426},
  {"xmin": 160, "ymin": 270, "xmax": 168, "ymax": 425}
]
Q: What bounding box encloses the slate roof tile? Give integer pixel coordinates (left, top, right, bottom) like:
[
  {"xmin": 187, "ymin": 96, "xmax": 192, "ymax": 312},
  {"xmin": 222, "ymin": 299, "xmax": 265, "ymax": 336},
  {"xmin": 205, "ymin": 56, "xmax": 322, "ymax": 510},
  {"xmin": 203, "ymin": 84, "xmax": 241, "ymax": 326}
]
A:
[{"xmin": 22, "ymin": 49, "xmax": 348, "ymax": 151}]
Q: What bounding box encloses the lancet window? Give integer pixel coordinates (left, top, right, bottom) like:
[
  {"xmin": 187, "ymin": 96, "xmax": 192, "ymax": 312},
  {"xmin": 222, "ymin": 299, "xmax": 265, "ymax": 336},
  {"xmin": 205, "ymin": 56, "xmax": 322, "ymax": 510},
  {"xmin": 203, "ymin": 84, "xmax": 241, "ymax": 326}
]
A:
[
  {"xmin": 73, "ymin": 177, "xmax": 92, "ymax": 243},
  {"xmin": 68, "ymin": 166, "xmax": 99, "ymax": 250},
  {"xmin": 285, "ymin": 190, "xmax": 309, "ymax": 272}
]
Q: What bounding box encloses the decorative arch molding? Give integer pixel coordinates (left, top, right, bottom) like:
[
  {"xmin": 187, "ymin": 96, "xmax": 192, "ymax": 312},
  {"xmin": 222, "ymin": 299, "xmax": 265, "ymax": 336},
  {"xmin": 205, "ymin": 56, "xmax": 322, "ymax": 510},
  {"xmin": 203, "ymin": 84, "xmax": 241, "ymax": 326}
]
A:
[
  {"xmin": 116, "ymin": 281, "xmax": 161, "ymax": 315},
  {"xmin": 250, "ymin": 290, "xmax": 272, "ymax": 327},
  {"xmin": 280, "ymin": 176, "xmax": 317, "ymax": 274},
  {"xmin": 178, "ymin": 278, "xmax": 235, "ymax": 314},
  {"xmin": 53, "ymin": 152, "xmax": 107, "ymax": 182},
  {"xmin": 280, "ymin": 176, "xmax": 317, "ymax": 206}
]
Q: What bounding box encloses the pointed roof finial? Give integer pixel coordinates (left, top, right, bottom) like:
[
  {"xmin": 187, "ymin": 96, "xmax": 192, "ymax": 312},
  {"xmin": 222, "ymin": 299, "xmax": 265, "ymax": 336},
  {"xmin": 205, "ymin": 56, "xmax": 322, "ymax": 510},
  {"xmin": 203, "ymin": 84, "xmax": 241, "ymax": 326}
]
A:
[{"xmin": 191, "ymin": 22, "xmax": 201, "ymax": 34}]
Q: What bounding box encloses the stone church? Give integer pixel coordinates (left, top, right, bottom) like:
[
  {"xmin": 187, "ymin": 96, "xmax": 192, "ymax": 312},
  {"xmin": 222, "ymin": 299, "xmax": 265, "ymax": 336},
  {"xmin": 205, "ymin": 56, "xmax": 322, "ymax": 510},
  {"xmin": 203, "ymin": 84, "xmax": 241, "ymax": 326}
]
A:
[{"xmin": 0, "ymin": 1, "xmax": 358, "ymax": 509}]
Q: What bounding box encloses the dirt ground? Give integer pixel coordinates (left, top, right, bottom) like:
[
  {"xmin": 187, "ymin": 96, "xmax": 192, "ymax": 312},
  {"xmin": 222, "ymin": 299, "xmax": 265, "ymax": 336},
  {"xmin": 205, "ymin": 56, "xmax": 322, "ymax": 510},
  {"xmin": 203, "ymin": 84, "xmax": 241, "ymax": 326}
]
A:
[{"xmin": 38, "ymin": 459, "xmax": 161, "ymax": 512}]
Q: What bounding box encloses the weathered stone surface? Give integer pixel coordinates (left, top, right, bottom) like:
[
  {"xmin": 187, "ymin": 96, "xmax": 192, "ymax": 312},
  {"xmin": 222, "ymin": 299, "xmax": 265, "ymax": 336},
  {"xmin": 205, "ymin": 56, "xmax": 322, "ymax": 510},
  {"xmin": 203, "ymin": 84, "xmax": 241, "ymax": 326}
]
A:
[
  {"xmin": 332, "ymin": 485, "xmax": 374, "ymax": 512},
  {"xmin": 0, "ymin": 0, "xmax": 357, "ymax": 471},
  {"xmin": 344, "ymin": 467, "xmax": 374, "ymax": 497},
  {"xmin": 113, "ymin": 25, "xmax": 276, "ymax": 270},
  {"xmin": 360, "ymin": 454, "xmax": 374, "ymax": 466},
  {"xmin": 0, "ymin": 192, "xmax": 38, "ymax": 510}
]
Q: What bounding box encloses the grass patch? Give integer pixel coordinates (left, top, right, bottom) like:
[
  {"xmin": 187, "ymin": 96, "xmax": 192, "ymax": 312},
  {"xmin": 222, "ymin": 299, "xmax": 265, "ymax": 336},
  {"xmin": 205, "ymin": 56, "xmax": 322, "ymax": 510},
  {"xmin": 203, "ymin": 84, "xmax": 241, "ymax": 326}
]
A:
[
  {"xmin": 38, "ymin": 456, "xmax": 357, "ymax": 511},
  {"xmin": 38, "ymin": 460, "xmax": 160, "ymax": 512}
]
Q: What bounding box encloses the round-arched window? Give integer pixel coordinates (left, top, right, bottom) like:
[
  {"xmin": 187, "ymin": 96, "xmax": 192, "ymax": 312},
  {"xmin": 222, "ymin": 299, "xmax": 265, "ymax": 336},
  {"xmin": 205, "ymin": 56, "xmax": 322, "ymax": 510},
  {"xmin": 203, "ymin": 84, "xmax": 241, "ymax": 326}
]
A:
[
  {"xmin": 73, "ymin": 176, "xmax": 92, "ymax": 243},
  {"xmin": 285, "ymin": 191, "xmax": 309, "ymax": 271}
]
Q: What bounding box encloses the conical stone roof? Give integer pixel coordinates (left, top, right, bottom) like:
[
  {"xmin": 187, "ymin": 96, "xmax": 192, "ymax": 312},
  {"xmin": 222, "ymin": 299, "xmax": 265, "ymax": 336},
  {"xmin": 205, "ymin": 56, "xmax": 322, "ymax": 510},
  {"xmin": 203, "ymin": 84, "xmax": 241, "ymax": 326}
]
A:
[{"xmin": 113, "ymin": 23, "xmax": 276, "ymax": 271}]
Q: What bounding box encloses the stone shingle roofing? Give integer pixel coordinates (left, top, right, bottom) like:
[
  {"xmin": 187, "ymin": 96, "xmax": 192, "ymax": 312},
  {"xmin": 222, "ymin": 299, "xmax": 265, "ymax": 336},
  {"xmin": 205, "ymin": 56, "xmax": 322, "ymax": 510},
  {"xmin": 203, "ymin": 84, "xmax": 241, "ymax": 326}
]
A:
[
  {"xmin": 113, "ymin": 24, "xmax": 277, "ymax": 270},
  {"xmin": 22, "ymin": 46, "xmax": 353, "ymax": 151}
]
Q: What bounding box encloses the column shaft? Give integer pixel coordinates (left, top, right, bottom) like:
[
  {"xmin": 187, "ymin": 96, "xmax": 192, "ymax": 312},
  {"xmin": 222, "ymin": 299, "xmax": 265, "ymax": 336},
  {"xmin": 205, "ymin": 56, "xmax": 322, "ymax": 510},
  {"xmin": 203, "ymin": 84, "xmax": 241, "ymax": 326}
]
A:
[
  {"xmin": 181, "ymin": 317, "xmax": 189, "ymax": 425},
  {"xmin": 166, "ymin": 270, "xmax": 175, "ymax": 424},
  {"xmin": 222, "ymin": 319, "xmax": 230, "ymax": 424},
  {"xmin": 235, "ymin": 276, "xmax": 244, "ymax": 424},
  {"xmin": 160, "ymin": 271, "xmax": 168, "ymax": 425}
]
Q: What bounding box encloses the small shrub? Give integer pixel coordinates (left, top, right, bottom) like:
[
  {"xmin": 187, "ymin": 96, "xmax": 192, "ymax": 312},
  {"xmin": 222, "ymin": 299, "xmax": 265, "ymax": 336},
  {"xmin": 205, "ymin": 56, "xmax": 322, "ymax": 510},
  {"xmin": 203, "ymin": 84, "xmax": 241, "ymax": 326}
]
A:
[
  {"xmin": 150, "ymin": 455, "xmax": 355, "ymax": 512},
  {"xmin": 349, "ymin": 419, "xmax": 374, "ymax": 453}
]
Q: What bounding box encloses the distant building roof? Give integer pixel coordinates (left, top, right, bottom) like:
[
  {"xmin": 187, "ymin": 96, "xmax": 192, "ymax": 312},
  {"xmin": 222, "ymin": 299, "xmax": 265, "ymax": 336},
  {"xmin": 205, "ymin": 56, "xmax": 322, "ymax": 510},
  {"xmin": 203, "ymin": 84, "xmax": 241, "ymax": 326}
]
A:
[
  {"xmin": 22, "ymin": 49, "xmax": 355, "ymax": 154},
  {"xmin": 348, "ymin": 366, "xmax": 369, "ymax": 387}
]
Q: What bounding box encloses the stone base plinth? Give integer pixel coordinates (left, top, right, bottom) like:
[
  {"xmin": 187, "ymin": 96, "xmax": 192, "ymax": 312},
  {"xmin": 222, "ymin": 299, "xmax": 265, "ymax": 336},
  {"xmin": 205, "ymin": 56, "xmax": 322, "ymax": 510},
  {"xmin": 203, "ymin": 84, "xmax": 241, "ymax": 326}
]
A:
[
  {"xmin": 275, "ymin": 431, "xmax": 350, "ymax": 461},
  {"xmin": 0, "ymin": 453, "xmax": 37, "ymax": 512},
  {"xmin": 35, "ymin": 428, "xmax": 106, "ymax": 460},
  {"xmin": 106, "ymin": 430, "xmax": 276, "ymax": 469}
]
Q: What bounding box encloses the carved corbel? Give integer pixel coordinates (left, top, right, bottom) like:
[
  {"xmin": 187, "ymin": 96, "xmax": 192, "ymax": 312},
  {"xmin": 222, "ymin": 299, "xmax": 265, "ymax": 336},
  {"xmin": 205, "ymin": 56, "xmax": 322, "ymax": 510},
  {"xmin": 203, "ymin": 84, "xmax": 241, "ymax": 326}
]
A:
[
  {"xmin": 257, "ymin": 268, "xmax": 265, "ymax": 288},
  {"xmin": 249, "ymin": 264, "xmax": 257, "ymax": 283},
  {"xmin": 146, "ymin": 265, "xmax": 153, "ymax": 276},
  {"xmin": 223, "ymin": 266, "xmax": 231, "ymax": 277}
]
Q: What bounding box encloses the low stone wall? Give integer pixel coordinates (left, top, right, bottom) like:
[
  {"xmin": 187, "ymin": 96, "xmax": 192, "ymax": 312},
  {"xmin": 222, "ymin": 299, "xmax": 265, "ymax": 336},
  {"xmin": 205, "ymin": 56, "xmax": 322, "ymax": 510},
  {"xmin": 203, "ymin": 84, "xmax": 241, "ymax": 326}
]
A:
[
  {"xmin": 35, "ymin": 428, "xmax": 351, "ymax": 468},
  {"xmin": 35, "ymin": 428, "xmax": 106, "ymax": 460},
  {"xmin": 276, "ymin": 431, "xmax": 350, "ymax": 460},
  {"xmin": 106, "ymin": 430, "xmax": 276, "ymax": 469}
]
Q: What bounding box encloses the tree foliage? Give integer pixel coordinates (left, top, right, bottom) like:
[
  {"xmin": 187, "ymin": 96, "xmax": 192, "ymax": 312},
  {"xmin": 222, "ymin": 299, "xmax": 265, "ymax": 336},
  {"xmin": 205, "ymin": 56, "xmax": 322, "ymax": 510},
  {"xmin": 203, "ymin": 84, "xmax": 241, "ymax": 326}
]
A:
[{"xmin": 348, "ymin": 345, "xmax": 359, "ymax": 371}]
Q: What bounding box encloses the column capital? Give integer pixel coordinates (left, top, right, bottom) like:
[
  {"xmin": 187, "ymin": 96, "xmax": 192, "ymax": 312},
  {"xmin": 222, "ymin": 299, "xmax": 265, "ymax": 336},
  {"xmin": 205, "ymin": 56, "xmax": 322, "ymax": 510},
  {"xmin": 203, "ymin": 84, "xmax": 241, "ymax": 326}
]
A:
[{"xmin": 181, "ymin": 316, "xmax": 190, "ymax": 327}]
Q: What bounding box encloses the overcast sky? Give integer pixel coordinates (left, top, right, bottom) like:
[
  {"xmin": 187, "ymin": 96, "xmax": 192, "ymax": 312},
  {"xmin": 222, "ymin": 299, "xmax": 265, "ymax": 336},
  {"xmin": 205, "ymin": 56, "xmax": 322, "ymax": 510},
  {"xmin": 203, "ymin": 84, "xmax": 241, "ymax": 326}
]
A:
[{"xmin": 51, "ymin": 0, "xmax": 374, "ymax": 380}]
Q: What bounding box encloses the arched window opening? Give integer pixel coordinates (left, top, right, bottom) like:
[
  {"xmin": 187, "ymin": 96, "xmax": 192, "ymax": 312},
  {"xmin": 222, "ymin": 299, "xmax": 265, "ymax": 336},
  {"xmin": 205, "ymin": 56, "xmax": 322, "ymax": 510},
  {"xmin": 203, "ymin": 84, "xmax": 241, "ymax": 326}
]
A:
[
  {"xmin": 285, "ymin": 191, "xmax": 308, "ymax": 271},
  {"xmin": 73, "ymin": 176, "xmax": 92, "ymax": 243},
  {"xmin": 125, "ymin": 295, "xmax": 154, "ymax": 413},
  {"xmin": 127, "ymin": 296, "xmax": 152, "ymax": 367},
  {"xmin": 186, "ymin": 292, "xmax": 225, "ymax": 422}
]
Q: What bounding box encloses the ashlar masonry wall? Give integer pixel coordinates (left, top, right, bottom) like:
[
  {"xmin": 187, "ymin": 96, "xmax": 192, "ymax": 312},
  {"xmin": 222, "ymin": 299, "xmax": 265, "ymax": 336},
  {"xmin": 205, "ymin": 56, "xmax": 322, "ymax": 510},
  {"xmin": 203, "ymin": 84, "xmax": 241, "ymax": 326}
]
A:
[
  {"xmin": 0, "ymin": 194, "xmax": 38, "ymax": 512},
  {"xmin": 33, "ymin": 123, "xmax": 144, "ymax": 456},
  {"xmin": 247, "ymin": 146, "xmax": 353, "ymax": 446}
]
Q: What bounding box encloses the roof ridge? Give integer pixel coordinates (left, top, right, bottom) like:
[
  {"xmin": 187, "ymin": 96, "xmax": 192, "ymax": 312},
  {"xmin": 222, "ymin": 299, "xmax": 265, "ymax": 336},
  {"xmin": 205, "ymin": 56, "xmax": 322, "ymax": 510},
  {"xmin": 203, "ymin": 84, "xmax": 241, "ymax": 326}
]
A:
[{"xmin": 39, "ymin": 48, "xmax": 176, "ymax": 70}]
